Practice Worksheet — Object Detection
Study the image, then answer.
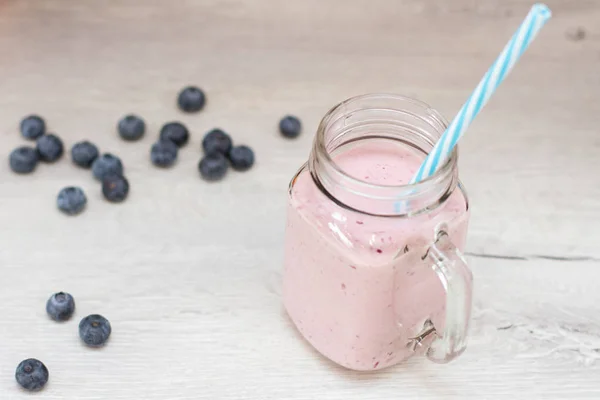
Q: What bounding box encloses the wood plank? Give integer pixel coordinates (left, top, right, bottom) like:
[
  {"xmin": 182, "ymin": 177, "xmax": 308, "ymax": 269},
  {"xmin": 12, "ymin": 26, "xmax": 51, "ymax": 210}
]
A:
[{"xmin": 0, "ymin": 0, "xmax": 598, "ymax": 398}]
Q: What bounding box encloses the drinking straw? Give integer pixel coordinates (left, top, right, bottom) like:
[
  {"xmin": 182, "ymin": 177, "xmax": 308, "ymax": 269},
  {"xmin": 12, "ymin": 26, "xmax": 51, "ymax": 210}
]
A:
[{"xmin": 410, "ymin": 3, "xmax": 552, "ymax": 185}]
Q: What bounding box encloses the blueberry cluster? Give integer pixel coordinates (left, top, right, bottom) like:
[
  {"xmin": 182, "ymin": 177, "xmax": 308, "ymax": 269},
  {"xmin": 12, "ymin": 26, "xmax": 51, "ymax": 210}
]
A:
[
  {"xmin": 9, "ymin": 115, "xmax": 130, "ymax": 215},
  {"xmin": 198, "ymin": 128, "xmax": 255, "ymax": 181},
  {"xmin": 150, "ymin": 121, "xmax": 188, "ymax": 168},
  {"xmin": 15, "ymin": 292, "xmax": 111, "ymax": 391},
  {"xmin": 9, "ymin": 115, "xmax": 63, "ymax": 174},
  {"xmin": 8, "ymin": 91, "xmax": 304, "ymax": 393},
  {"xmin": 9, "ymin": 86, "xmax": 302, "ymax": 217},
  {"xmin": 70, "ymin": 143, "xmax": 130, "ymax": 211}
]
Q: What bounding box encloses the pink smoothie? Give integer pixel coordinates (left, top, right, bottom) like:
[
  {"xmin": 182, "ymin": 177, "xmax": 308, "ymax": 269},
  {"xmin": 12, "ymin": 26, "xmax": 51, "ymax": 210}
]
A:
[{"xmin": 283, "ymin": 140, "xmax": 469, "ymax": 371}]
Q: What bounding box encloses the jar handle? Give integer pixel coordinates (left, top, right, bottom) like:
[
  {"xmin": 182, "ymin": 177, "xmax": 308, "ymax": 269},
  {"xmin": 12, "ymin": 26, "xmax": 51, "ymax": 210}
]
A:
[{"xmin": 413, "ymin": 226, "xmax": 473, "ymax": 363}]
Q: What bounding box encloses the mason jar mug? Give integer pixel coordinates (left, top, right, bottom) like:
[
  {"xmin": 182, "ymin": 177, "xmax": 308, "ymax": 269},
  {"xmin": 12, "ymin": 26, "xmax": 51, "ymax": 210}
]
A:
[{"xmin": 282, "ymin": 94, "xmax": 473, "ymax": 371}]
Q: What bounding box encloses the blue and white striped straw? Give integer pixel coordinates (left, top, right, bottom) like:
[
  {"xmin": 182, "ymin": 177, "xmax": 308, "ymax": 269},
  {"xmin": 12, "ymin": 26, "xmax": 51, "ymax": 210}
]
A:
[{"xmin": 410, "ymin": 3, "xmax": 552, "ymax": 184}]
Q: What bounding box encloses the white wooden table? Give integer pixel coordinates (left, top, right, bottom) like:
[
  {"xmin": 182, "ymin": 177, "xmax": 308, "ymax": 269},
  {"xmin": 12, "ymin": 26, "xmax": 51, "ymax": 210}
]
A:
[{"xmin": 0, "ymin": 1, "xmax": 598, "ymax": 398}]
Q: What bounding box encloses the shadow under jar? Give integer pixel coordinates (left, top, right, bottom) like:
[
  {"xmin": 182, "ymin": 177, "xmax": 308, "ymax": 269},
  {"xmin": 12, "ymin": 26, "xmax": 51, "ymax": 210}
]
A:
[{"xmin": 283, "ymin": 94, "xmax": 473, "ymax": 371}]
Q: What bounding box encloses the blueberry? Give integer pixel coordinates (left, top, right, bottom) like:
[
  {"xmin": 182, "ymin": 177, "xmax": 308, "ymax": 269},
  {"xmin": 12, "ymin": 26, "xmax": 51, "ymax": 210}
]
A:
[
  {"xmin": 202, "ymin": 128, "xmax": 232, "ymax": 155},
  {"xmin": 9, "ymin": 146, "xmax": 39, "ymax": 174},
  {"xmin": 57, "ymin": 187, "xmax": 87, "ymax": 215},
  {"xmin": 20, "ymin": 115, "xmax": 46, "ymax": 140},
  {"xmin": 279, "ymin": 115, "xmax": 302, "ymax": 138},
  {"xmin": 15, "ymin": 358, "xmax": 49, "ymax": 391},
  {"xmin": 199, "ymin": 153, "xmax": 228, "ymax": 181},
  {"xmin": 159, "ymin": 122, "xmax": 189, "ymax": 148},
  {"xmin": 46, "ymin": 292, "xmax": 75, "ymax": 321},
  {"xmin": 79, "ymin": 314, "xmax": 111, "ymax": 347},
  {"xmin": 118, "ymin": 114, "xmax": 145, "ymax": 141},
  {"xmin": 228, "ymin": 145, "xmax": 255, "ymax": 171},
  {"xmin": 102, "ymin": 174, "xmax": 129, "ymax": 202},
  {"xmin": 177, "ymin": 86, "xmax": 206, "ymax": 113},
  {"xmin": 150, "ymin": 139, "xmax": 178, "ymax": 167},
  {"xmin": 92, "ymin": 153, "xmax": 124, "ymax": 181},
  {"xmin": 36, "ymin": 134, "xmax": 64, "ymax": 162},
  {"xmin": 71, "ymin": 141, "xmax": 99, "ymax": 168}
]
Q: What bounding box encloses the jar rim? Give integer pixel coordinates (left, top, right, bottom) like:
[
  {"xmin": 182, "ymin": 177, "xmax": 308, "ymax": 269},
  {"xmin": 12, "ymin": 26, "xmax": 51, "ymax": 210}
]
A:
[
  {"xmin": 310, "ymin": 93, "xmax": 461, "ymax": 217},
  {"xmin": 315, "ymin": 93, "xmax": 457, "ymax": 191}
]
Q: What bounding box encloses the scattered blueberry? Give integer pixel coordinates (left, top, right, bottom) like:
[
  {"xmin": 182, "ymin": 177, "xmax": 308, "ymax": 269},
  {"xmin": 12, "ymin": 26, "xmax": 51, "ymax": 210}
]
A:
[
  {"xmin": 199, "ymin": 153, "xmax": 228, "ymax": 181},
  {"xmin": 150, "ymin": 139, "xmax": 178, "ymax": 167},
  {"xmin": 46, "ymin": 292, "xmax": 75, "ymax": 321},
  {"xmin": 118, "ymin": 114, "xmax": 146, "ymax": 141},
  {"xmin": 159, "ymin": 122, "xmax": 189, "ymax": 148},
  {"xmin": 36, "ymin": 134, "xmax": 64, "ymax": 162},
  {"xmin": 20, "ymin": 115, "xmax": 46, "ymax": 140},
  {"xmin": 92, "ymin": 153, "xmax": 124, "ymax": 181},
  {"xmin": 228, "ymin": 145, "xmax": 255, "ymax": 171},
  {"xmin": 57, "ymin": 187, "xmax": 87, "ymax": 215},
  {"xmin": 71, "ymin": 141, "xmax": 99, "ymax": 168},
  {"xmin": 202, "ymin": 128, "xmax": 232, "ymax": 155},
  {"xmin": 9, "ymin": 146, "xmax": 39, "ymax": 174},
  {"xmin": 177, "ymin": 86, "xmax": 206, "ymax": 113},
  {"xmin": 279, "ymin": 115, "xmax": 302, "ymax": 138},
  {"xmin": 15, "ymin": 359, "xmax": 49, "ymax": 391},
  {"xmin": 79, "ymin": 314, "xmax": 111, "ymax": 347},
  {"xmin": 102, "ymin": 174, "xmax": 129, "ymax": 202}
]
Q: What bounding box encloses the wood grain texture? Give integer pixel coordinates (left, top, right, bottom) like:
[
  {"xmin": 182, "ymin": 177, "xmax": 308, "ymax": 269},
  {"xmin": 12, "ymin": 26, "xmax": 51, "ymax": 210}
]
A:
[{"xmin": 0, "ymin": 0, "xmax": 598, "ymax": 398}]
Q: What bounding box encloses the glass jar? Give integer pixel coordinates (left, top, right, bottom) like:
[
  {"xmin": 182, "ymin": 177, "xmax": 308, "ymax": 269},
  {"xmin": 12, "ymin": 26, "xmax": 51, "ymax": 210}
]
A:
[{"xmin": 282, "ymin": 94, "xmax": 473, "ymax": 371}]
